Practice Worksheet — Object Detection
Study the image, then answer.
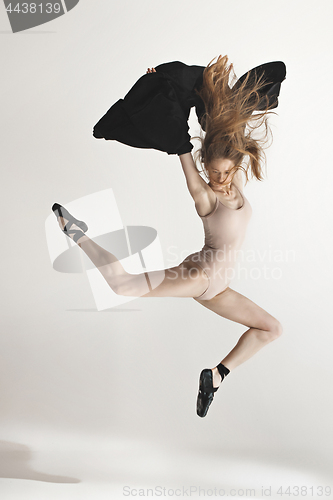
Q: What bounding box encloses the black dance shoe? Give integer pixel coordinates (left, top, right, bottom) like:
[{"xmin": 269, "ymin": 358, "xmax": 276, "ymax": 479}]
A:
[
  {"xmin": 196, "ymin": 363, "xmax": 230, "ymax": 417},
  {"xmin": 196, "ymin": 369, "xmax": 219, "ymax": 418},
  {"xmin": 52, "ymin": 203, "xmax": 88, "ymax": 243}
]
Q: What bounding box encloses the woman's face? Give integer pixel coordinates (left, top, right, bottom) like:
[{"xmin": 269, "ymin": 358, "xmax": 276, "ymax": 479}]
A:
[{"xmin": 206, "ymin": 158, "xmax": 236, "ymax": 187}]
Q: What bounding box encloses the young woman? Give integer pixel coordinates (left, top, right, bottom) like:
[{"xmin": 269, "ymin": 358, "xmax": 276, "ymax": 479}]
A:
[{"xmin": 53, "ymin": 56, "xmax": 286, "ymax": 417}]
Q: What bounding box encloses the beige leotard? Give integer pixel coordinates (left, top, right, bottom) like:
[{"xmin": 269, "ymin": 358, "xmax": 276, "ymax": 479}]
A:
[{"xmin": 185, "ymin": 185, "xmax": 252, "ymax": 300}]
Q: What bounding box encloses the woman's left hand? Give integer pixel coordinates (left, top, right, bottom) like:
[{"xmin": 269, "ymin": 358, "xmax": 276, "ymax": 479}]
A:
[{"xmin": 146, "ymin": 68, "xmax": 156, "ymax": 74}]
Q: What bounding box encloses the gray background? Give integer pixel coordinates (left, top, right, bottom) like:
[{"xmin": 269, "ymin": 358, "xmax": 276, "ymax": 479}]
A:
[{"xmin": 1, "ymin": 0, "xmax": 333, "ymax": 498}]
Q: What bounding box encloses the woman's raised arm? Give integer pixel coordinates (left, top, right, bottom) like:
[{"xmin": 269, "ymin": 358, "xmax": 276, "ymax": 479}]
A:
[{"xmin": 178, "ymin": 153, "xmax": 208, "ymax": 200}]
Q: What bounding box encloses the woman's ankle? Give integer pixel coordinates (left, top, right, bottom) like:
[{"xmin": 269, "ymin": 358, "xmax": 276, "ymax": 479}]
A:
[
  {"xmin": 211, "ymin": 363, "xmax": 230, "ymax": 388},
  {"xmin": 211, "ymin": 367, "xmax": 222, "ymax": 388}
]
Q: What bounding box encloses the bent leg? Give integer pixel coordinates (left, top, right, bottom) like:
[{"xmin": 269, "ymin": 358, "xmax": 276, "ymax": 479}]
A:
[{"xmin": 195, "ymin": 287, "xmax": 283, "ymax": 377}]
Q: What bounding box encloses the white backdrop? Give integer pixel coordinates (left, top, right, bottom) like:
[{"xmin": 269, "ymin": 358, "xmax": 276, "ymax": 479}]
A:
[{"xmin": 1, "ymin": 0, "xmax": 333, "ymax": 499}]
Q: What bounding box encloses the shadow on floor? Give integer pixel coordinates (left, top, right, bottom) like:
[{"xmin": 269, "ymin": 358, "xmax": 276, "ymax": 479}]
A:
[
  {"xmin": 67, "ymin": 309, "xmax": 141, "ymax": 312},
  {"xmin": 0, "ymin": 441, "xmax": 80, "ymax": 483}
]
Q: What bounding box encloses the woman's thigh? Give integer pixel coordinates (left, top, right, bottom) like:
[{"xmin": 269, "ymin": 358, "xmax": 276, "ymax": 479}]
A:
[
  {"xmin": 194, "ymin": 287, "xmax": 279, "ymax": 331},
  {"xmin": 118, "ymin": 261, "xmax": 209, "ymax": 298}
]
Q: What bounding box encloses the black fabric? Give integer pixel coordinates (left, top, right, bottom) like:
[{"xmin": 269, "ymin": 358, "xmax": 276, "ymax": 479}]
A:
[
  {"xmin": 232, "ymin": 61, "xmax": 286, "ymax": 112},
  {"xmin": 93, "ymin": 60, "xmax": 286, "ymax": 156},
  {"xmin": 216, "ymin": 363, "xmax": 230, "ymax": 379}
]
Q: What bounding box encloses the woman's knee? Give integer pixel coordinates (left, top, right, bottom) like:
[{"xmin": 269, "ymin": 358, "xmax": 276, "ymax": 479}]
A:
[
  {"xmin": 267, "ymin": 318, "xmax": 283, "ymax": 341},
  {"xmin": 254, "ymin": 317, "xmax": 282, "ymax": 343}
]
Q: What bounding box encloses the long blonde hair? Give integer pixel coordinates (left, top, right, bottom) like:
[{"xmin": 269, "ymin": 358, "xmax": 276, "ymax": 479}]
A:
[{"xmin": 192, "ymin": 55, "xmax": 275, "ymax": 184}]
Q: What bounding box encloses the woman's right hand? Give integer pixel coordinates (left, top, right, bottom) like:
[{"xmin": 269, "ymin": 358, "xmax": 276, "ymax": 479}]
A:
[{"xmin": 146, "ymin": 68, "xmax": 156, "ymax": 74}]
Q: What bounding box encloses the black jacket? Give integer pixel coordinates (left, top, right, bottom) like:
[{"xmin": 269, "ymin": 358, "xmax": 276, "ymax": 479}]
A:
[{"xmin": 93, "ymin": 61, "xmax": 286, "ymax": 156}]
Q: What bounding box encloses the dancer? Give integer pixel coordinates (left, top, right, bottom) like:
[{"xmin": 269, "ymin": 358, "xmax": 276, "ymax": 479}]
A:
[{"xmin": 53, "ymin": 56, "xmax": 286, "ymax": 417}]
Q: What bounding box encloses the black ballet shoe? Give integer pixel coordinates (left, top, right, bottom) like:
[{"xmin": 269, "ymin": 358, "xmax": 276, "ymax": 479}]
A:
[
  {"xmin": 196, "ymin": 363, "xmax": 230, "ymax": 418},
  {"xmin": 52, "ymin": 203, "xmax": 88, "ymax": 244},
  {"xmin": 196, "ymin": 369, "xmax": 219, "ymax": 418}
]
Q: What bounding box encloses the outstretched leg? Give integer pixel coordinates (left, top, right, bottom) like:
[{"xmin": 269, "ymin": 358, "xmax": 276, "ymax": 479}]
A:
[{"xmin": 54, "ymin": 210, "xmax": 209, "ymax": 299}]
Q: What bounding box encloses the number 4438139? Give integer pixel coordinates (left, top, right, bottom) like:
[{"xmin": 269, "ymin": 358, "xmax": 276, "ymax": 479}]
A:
[
  {"xmin": 277, "ymin": 486, "xmax": 331, "ymax": 496},
  {"xmin": 6, "ymin": 3, "xmax": 61, "ymax": 14}
]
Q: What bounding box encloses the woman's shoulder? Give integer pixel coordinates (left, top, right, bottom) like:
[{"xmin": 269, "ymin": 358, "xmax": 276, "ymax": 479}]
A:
[{"xmin": 194, "ymin": 182, "xmax": 218, "ymax": 218}]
